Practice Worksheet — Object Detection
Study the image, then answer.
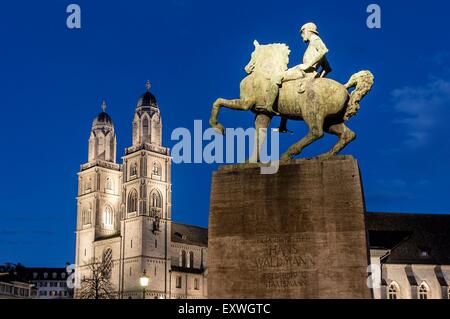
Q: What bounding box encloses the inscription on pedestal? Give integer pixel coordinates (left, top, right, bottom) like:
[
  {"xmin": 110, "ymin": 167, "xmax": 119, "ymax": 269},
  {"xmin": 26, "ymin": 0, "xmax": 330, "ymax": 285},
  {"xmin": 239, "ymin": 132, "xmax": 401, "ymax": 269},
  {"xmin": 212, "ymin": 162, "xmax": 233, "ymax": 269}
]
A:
[{"xmin": 208, "ymin": 156, "xmax": 372, "ymax": 299}]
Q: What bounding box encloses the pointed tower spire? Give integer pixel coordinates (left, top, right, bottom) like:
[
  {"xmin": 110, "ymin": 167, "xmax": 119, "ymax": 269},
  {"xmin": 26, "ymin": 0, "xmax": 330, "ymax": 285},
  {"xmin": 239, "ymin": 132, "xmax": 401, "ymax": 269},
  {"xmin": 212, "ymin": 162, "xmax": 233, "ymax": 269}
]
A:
[
  {"xmin": 101, "ymin": 100, "xmax": 107, "ymax": 112},
  {"xmin": 145, "ymin": 80, "xmax": 151, "ymax": 92}
]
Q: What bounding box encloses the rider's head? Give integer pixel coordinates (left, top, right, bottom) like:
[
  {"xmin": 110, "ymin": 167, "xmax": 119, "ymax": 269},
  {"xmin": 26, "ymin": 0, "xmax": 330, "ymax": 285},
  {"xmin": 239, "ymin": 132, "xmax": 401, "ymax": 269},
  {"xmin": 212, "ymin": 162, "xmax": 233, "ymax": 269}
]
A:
[{"xmin": 300, "ymin": 22, "xmax": 319, "ymax": 42}]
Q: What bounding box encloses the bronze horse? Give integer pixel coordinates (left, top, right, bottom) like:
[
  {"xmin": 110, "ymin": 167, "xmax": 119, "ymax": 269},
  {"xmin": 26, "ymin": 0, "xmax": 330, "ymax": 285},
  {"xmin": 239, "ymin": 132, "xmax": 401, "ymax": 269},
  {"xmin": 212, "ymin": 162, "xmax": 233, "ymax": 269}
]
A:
[{"xmin": 209, "ymin": 41, "xmax": 374, "ymax": 162}]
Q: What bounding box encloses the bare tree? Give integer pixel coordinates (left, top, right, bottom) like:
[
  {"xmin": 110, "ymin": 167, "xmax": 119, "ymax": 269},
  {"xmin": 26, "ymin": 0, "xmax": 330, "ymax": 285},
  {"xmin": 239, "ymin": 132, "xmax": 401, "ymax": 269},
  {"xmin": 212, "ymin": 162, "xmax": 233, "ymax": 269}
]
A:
[{"xmin": 78, "ymin": 258, "xmax": 116, "ymax": 299}]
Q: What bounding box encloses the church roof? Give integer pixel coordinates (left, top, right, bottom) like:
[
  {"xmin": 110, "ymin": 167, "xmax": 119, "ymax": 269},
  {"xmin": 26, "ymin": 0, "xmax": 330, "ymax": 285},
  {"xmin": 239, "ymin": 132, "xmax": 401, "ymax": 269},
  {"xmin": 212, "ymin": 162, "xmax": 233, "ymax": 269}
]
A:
[
  {"xmin": 93, "ymin": 111, "xmax": 113, "ymax": 126},
  {"xmin": 367, "ymin": 212, "xmax": 450, "ymax": 265},
  {"xmin": 136, "ymin": 80, "xmax": 158, "ymax": 108},
  {"xmin": 137, "ymin": 91, "xmax": 157, "ymax": 108},
  {"xmin": 0, "ymin": 266, "xmax": 70, "ymax": 282},
  {"xmin": 92, "ymin": 101, "xmax": 114, "ymax": 128},
  {"xmin": 171, "ymin": 222, "xmax": 208, "ymax": 247}
]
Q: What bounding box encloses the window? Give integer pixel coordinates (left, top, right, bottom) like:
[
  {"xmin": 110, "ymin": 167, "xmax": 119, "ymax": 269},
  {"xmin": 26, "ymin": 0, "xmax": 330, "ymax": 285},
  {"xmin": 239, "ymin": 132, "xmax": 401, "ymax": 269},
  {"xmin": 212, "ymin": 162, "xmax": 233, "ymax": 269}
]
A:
[
  {"xmin": 104, "ymin": 206, "xmax": 113, "ymax": 227},
  {"xmin": 44, "ymin": 273, "xmax": 48, "ymax": 279},
  {"xmin": 82, "ymin": 210, "xmax": 90, "ymax": 225},
  {"xmin": 143, "ymin": 117, "xmax": 149, "ymax": 142},
  {"xmin": 152, "ymin": 162, "xmax": 161, "ymax": 176},
  {"xmin": 181, "ymin": 250, "xmax": 187, "ymax": 268},
  {"xmin": 419, "ymin": 282, "xmax": 429, "ymax": 299},
  {"xmin": 85, "ymin": 177, "xmax": 92, "ymax": 191},
  {"xmin": 61, "ymin": 273, "xmax": 66, "ymax": 279},
  {"xmin": 106, "ymin": 178, "xmax": 113, "ymax": 191},
  {"xmin": 194, "ymin": 278, "xmax": 199, "ymax": 290},
  {"xmin": 33, "ymin": 272, "xmax": 38, "ymax": 279},
  {"xmin": 176, "ymin": 276, "xmax": 182, "ymax": 288},
  {"xmin": 82, "ymin": 204, "xmax": 92, "ymax": 226},
  {"xmin": 128, "ymin": 189, "xmax": 138, "ymax": 213},
  {"xmin": 150, "ymin": 190, "xmax": 162, "ymax": 209},
  {"xmin": 189, "ymin": 251, "xmax": 194, "ymax": 268},
  {"xmin": 130, "ymin": 163, "xmax": 138, "ymax": 177},
  {"xmin": 52, "ymin": 272, "xmax": 57, "ymax": 279},
  {"xmin": 388, "ymin": 282, "xmax": 399, "ymax": 299},
  {"xmin": 102, "ymin": 248, "xmax": 113, "ymax": 278}
]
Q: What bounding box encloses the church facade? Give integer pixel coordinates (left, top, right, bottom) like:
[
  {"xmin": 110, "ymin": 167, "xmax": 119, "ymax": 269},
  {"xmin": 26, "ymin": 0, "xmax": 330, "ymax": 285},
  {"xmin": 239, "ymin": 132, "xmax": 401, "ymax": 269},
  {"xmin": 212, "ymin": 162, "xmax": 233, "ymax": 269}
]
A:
[{"xmin": 74, "ymin": 83, "xmax": 207, "ymax": 299}]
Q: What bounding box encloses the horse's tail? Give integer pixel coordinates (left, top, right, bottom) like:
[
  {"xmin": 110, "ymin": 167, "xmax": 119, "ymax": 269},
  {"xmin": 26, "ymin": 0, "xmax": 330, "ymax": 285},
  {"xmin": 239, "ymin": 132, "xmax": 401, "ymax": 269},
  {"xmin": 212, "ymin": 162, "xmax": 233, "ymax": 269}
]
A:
[{"xmin": 343, "ymin": 70, "xmax": 374, "ymax": 121}]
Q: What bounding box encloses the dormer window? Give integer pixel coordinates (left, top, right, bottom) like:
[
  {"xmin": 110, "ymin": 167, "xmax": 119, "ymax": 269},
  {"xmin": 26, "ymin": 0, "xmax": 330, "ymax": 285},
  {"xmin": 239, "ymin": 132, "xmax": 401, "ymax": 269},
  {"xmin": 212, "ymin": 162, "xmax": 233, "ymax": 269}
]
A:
[
  {"xmin": 419, "ymin": 247, "xmax": 431, "ymax": 258},
  {"xmin": 174, "ymin": 232, "xmax": 186, "ymax": 240}
]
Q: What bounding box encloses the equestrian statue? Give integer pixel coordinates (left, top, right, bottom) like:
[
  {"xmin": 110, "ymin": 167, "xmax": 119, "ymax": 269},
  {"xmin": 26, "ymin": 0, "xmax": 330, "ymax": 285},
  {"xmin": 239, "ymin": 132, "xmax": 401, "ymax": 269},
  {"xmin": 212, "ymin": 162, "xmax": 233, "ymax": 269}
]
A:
[{"xmin": 209, "ymin": 22, "xmax": 374, "ymax": 162}]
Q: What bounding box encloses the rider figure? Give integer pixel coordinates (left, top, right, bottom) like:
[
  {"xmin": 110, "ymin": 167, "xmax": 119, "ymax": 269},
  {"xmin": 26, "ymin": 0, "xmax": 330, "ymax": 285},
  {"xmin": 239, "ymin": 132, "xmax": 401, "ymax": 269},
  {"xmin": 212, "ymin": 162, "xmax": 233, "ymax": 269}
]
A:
[{"xmin": 279, "ymin": 22, "xmax": 332, "ymax": 132}]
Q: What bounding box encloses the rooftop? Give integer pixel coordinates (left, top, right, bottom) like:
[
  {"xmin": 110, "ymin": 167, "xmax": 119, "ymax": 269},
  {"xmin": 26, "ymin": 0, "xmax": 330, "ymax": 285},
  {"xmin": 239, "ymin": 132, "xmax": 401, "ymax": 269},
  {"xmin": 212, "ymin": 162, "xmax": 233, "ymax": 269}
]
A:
[{"xmin": 366, "ymin": 212, "xmax": 450, "ymax": 265}]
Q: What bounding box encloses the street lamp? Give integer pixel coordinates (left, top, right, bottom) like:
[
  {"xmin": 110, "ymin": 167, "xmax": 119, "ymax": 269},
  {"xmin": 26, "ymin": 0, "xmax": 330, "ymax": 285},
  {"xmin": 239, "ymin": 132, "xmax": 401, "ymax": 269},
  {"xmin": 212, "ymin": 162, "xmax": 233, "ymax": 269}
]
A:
[{"xmin": 140, "ymin": 269, "xmax": 149, "ymax": 299}]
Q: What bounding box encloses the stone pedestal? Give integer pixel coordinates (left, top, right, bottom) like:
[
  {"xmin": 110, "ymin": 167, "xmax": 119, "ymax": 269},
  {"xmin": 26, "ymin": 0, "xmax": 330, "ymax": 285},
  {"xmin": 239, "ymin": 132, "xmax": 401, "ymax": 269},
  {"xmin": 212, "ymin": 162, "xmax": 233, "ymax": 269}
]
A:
[{"xmin": 207, "ymin": 155, "xmax": 371, "ymax": 299}]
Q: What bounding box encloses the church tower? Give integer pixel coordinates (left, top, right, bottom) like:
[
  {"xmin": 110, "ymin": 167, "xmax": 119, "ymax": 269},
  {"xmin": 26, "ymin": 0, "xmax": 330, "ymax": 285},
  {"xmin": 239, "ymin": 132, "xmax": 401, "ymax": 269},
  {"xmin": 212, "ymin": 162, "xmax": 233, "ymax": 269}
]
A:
[
  {"xmin": 75, "ymin": 82, "xmax": 207, "ymax": 299},
  {"xmin": 75, "ymin": 101, "xmax": 122, "ymax": 289},
  {"xmin": 119, "ymin": 81, "xmax": 172, "ymax": 298}
]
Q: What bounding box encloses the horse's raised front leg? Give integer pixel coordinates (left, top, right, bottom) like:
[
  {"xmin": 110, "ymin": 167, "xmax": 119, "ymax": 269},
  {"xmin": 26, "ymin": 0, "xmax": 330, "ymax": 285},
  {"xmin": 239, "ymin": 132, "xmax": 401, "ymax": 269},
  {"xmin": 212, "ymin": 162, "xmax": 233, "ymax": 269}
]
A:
[
  {"xmin": 317, "ymin": 123, "xmax": 356, "ymax": 159},
  {"xmin": 280, "ymin": 115, "xmax": 324, "ymax": 161},
  {"xmin": 209, "ymin": 98, "xmax": 255, "ymax": 135},
  {"xmin": 248, "ymin": 114, "xmax": 272, "ymax": 163}
]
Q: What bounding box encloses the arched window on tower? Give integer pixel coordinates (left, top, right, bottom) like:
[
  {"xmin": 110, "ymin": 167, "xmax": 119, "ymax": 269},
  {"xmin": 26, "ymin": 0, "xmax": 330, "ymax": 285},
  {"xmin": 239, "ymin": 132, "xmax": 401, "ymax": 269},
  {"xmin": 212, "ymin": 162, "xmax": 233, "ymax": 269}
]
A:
[
  {"xmin": 152, "ymin": 162, "xmax": 161, "ymax": 176},
  {"xmin": 388, "ymin": 282, "xmax": 400, "ymax": 299},
  {"xmin": 142, "ymin": 117, "xmax": 149, "ymax": 143},
  {"xmin": 104, "ymin": 206, "xmax": 113, "ymax": 228},
  {"xmin": 189, "ymin": 251, "xmax": 194, "ymax": 268},
  {"xmin": 419, "ymin": 282, "xmax": 430, "ymax": 299},
  {"xmin": 149, "ymin": 190, "xmax": 162, "ymax": 218},
  {"xmin": 82, "ymin": 209, "xmax": 90, "ymax": 226},
  {"xmin": 85, "ymin": 177, "xmax": 92, "ymax": 192},
  {"xmin": 130, "ymin": 162, "xmax": 138, "ymax": 177},
  {"xmin": 151, "ymin": 191, "xmax": 162, "ymax": 208},
  {"xmin": 128, "ymin": 189, "xmax": 138, "ymax": 214}
]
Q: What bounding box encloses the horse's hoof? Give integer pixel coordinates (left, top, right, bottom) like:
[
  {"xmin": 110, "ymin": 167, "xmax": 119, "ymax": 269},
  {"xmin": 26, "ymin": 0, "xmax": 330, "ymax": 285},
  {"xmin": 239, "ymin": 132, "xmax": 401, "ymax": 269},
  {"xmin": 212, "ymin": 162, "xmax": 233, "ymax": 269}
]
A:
[{"xmin": 213, "ymin": 124, "xmax": 225, "ymax": 135}]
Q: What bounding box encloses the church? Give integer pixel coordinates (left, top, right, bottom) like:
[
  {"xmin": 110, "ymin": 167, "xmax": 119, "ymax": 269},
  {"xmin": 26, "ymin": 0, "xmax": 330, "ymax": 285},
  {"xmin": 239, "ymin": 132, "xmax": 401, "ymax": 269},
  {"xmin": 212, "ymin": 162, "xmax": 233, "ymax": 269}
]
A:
[{"xmin": 74, "ymin": 82, "xmax": 208, "ymax": 299}]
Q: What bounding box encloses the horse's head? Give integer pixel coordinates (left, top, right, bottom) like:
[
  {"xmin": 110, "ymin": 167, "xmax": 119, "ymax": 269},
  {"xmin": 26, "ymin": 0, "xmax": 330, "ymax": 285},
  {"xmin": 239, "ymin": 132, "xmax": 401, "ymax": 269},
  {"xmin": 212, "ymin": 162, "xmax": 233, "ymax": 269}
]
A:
[{"xmin": 245, "ymin": 40, "xmax": 290, "ymax": 75}]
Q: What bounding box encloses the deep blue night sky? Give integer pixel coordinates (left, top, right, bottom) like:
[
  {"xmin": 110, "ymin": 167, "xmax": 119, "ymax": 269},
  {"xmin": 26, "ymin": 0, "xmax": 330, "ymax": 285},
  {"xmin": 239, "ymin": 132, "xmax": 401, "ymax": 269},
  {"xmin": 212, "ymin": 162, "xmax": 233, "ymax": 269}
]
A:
[{"xmin": 0, "ymin": 0, "xmax": 449, "ymax": 266}]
